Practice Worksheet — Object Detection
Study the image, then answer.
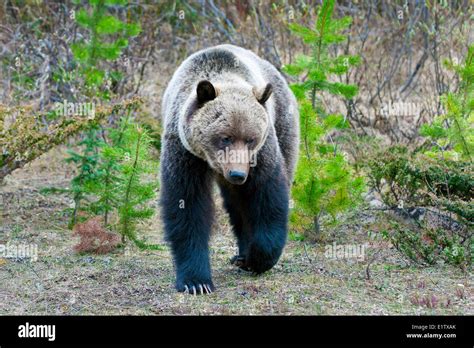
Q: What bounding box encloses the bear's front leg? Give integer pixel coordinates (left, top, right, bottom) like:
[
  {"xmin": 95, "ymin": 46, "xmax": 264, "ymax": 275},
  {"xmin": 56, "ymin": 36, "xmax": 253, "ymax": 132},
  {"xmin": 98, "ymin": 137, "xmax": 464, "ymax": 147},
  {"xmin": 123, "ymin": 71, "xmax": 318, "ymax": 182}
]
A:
[
  {"xmin": 160, "ymin": 137, "xmax": 215, "ymax": 294},
  {"xmin": 237, "ymin": 165, "xmax": 290, "ymax": 274}
]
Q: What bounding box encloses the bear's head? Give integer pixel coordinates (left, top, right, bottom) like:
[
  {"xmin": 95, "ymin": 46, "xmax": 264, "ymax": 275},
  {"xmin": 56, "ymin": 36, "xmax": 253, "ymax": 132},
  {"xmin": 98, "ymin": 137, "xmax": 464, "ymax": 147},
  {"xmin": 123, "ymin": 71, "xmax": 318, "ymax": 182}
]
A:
[{"xmin": 180, "ymin": 80, "xmax": 272, "ymax": 185}]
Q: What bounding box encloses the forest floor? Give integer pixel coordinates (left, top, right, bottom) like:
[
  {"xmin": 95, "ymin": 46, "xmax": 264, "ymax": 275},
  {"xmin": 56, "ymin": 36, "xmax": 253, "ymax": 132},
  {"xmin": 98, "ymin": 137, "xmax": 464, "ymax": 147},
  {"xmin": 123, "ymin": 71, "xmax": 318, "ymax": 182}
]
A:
[{"xmin": 0, "ymin": 147, "xmax": 472, "ymax": 315}]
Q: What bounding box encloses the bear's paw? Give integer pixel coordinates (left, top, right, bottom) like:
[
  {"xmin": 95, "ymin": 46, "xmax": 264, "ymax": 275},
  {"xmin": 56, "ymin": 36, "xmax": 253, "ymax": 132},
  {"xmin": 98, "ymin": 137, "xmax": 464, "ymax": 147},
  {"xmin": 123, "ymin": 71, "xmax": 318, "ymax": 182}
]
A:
[{"xmin": 177, "ymin": 279, "xmax": 215, "ymax": 295}]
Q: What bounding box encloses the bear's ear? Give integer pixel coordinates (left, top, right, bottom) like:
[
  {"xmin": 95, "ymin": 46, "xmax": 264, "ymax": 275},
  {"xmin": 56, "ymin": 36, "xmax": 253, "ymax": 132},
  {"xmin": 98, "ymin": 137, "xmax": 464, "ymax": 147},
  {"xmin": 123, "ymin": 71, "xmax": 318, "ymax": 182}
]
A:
[
  {"xmin": 197, "ymin": 80, "xmax": 217, "ymax": 104},
  {"xmin": 253, "ymin": 83, "xmax": 273, "ymax": 105}
]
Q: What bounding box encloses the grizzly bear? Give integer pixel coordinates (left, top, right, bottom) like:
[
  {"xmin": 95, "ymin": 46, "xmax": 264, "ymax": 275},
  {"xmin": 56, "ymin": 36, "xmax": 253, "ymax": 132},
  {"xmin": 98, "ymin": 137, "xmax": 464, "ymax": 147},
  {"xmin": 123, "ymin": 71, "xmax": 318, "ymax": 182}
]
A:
[{"xmin": 160, "ymin": 44, "xmax": 299, "ymax": 294}]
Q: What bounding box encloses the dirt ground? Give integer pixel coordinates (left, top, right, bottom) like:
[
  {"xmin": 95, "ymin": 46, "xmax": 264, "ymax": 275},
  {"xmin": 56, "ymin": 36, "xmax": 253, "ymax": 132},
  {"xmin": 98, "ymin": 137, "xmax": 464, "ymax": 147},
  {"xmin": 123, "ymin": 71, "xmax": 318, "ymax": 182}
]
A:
[{"xmin": 0, "ymin": 147, "xmax": 472, "ymax": 315}]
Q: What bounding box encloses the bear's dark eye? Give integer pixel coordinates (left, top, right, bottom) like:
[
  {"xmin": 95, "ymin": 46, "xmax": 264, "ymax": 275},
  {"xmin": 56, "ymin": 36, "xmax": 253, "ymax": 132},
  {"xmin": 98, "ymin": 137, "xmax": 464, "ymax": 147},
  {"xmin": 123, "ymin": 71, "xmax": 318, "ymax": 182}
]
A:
[
  {"xmin": 246, "ymin": 138, "xmax": 255, "ymax": 146},
  {"xmin": 220, "ymin": 136, "xmax": 233, "ymax": 147}
]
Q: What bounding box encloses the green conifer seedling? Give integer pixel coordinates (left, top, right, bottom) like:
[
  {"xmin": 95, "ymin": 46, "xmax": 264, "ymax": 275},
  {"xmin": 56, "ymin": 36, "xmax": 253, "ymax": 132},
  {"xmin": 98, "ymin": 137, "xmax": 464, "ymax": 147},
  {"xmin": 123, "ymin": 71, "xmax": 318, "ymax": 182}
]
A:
[
  {"xmin": 420, "ymin": 44, "xmax": 473, "ymax": 161},
  {"xmin": 284, "ymin": 0, "xmax": 365, "ymax": 236}
]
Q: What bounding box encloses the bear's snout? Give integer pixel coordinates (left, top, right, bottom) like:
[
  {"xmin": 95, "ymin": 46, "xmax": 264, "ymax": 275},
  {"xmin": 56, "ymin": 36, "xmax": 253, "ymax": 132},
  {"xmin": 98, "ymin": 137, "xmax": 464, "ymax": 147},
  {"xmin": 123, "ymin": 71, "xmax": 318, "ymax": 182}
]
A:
[{"xmin": 227, "ymin": 170, "xmax": 247, "ymax": 185}]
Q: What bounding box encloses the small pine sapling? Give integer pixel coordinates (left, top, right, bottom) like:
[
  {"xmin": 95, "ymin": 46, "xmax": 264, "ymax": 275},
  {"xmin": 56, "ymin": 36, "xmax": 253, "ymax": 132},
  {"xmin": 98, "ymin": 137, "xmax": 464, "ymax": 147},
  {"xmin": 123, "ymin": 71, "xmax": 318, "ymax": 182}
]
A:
[
  {"xmin": 284, "ymin": 0, "xmax": 365, "ymax": 236},
  {"xmin": 84, "ymin": 139, "xmax": 121, "ymax": 226},
  {"xmin": 113, "ymin": 117, "xmax": 160, "ymax": 249},
  {"xmin": 420, "ymin": 44, "xmax": 473, "ymax": 161},
  {"xmin": 66, "ymin": 0, "xmax": 141, "ymax": 228},
  {"xmin": 84, "ymin": 109, "xmax": 133, "ymax": 225},
  {"xmin": 72, "ymin": 0, "xmax": 141, "ymax": 99},
  {"xmin": 66, "ymin": 126, "xmax": 102, "ymax": 228}
]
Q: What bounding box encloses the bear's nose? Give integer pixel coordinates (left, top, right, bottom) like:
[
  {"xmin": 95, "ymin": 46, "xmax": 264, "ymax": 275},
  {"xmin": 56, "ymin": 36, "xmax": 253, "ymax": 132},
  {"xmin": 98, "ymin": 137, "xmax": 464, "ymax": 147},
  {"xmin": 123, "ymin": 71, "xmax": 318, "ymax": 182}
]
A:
[{"xmin": 228, "ymin": 170, "xmax": 246, "ymax": 183}]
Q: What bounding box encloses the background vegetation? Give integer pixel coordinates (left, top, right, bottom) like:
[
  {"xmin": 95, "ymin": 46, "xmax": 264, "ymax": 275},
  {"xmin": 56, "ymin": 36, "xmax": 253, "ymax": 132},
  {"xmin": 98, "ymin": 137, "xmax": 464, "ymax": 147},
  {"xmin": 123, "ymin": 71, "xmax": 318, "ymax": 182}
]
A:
[{"xmin": 0, "ymin": 0, "xmax": 472, "ymax": 314}]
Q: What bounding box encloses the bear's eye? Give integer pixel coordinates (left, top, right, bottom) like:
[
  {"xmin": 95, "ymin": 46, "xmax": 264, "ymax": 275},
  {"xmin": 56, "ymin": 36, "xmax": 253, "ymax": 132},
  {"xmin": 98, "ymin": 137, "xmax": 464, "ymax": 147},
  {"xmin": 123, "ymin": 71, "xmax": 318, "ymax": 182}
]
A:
[
  {"xmin": 220, "ymin": 136, "xmax": 233, "ymax": 146},
  {"xmin": 246, "ymin": 138, "xmax": 255, "ymax": 145}
]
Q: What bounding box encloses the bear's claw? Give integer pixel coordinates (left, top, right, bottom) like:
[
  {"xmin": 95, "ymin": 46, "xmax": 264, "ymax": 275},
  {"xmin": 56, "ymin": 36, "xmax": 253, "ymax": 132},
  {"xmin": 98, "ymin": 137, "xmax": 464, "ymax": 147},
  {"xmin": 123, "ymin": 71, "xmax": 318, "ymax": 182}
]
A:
[
  {"xmin": 230, "ymin": 255, "xmax": 252, "ymax": 271},
  {"xmin": 181, "ymin": 282, "xmax": 214, "ymax": 295}
]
